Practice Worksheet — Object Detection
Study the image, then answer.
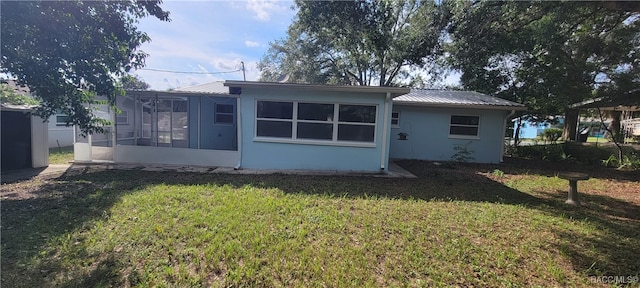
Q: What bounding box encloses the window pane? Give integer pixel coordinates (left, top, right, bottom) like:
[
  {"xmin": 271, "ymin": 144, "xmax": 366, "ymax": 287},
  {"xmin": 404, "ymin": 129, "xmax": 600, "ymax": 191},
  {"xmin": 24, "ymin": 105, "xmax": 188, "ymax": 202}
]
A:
[
  {"xmin": 257, "ymin": 120, "xmax": 292, "ymax": 138},
  {"xmin": 158, "ymin": 131, "xmax": 171, "ymax": 144},
  {"xmin": 338, "ymin": 124, "xmax": 375, "ymax": 142},
  {"xmin": 451, "ymin": 115, "xmax": 479, "ymax": 126},
  {"xmin": 257, "ymin": 101, "xmax": 293, "ymax": 119},
  {"xmin": 297, "ymin": 123, "xmax": 333, "ymax": 140},
  {"xmin": 298, "ymin": 103, "xmax": 334, "ymax": 121},
  {"xmin": 216, "ymin": 114, "xmax": 234, "ymax": 124},
  {"xmin": 217, "ymin": 104, "xmax": 233, "ymax": 114},
  {"xmin": 116, "ymin": 111, "xmax": 128, "ymax": 124},
  {"xmin": 450, "ymin": 126, "xmax": 478, "ymax": 136},
  {"xmin": 339, "ymin": 105, "xmax": 376, "ymax": 123},
  {"xmin": 173, "ymin": 98, "xmax": 188, "ymax": 112},
  {"xmin": 391, "ymin": 119, "xmax": 399, "ymax": 125}
]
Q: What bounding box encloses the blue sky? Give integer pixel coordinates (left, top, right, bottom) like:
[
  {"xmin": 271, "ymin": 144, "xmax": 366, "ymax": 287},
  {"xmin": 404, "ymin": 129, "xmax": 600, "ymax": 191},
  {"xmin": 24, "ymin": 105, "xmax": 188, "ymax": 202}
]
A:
[{"xmin": 132, "ymin": 0, "xmax": 296, "ymax": 90}]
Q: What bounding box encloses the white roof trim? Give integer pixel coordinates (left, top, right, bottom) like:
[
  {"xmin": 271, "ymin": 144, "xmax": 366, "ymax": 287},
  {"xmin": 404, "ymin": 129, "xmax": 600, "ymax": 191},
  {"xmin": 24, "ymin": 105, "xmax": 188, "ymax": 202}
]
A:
[{"xmin": 224, "ymin": 81, "xmax": 410, "ymax": 97}]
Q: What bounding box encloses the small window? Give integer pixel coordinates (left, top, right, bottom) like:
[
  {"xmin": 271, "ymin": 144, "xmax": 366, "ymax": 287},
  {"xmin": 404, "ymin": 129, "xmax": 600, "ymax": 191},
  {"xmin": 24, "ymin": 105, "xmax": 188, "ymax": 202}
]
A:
[
  {"xmin": 116, "ymin": 110, "xmax": 128, "ymax": 125},
  {"xmin": 56, "ymin": 114, "xmax": 69, "ymax": 126},
  {"xmin": 391, "ymin": 111, "xmax": 400, "ymax": 127},
  {"xmin": 215, "ymin": 103, "xmax": 234, "ymax": 124},
  {"xmin": 450, "ymin": 115, "xmax": 480, "ymax": 138}
]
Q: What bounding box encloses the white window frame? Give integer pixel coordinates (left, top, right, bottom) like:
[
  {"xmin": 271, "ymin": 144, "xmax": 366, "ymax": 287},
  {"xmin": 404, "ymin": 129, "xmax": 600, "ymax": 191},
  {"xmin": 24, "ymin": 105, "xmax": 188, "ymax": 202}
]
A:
[
  {"xmin": 391, "ymin": 111, "xmax": 400, "ymax": 128},
  {"xmin": 116, "ymin": 110, "xmax": 129, "ymax": 125},
  {"xmin": 449, "ymin": 114, "xmax": 480, "ymax": 139},
  {"xmin": 254, "ymin": 99, "xmax": 378, "ymax": 147},
  {"xmin": 215, "ymin": 103, "xmax": 234, "ymax": 125}
]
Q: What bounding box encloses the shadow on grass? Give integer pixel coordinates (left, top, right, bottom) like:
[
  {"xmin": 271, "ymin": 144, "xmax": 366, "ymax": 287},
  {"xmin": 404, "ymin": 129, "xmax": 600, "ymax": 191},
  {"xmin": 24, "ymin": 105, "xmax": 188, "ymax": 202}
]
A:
[{"xmin": 1, "ymin": 159, "xmax": 638, "ymax": 286}]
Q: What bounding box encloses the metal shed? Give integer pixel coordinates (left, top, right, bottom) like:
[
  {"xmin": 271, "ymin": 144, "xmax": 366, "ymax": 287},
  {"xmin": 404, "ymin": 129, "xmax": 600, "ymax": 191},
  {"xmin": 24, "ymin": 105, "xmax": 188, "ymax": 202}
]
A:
[{"xmin": 1, "ymin": 104, "xmax": 49, "ymax": 171}]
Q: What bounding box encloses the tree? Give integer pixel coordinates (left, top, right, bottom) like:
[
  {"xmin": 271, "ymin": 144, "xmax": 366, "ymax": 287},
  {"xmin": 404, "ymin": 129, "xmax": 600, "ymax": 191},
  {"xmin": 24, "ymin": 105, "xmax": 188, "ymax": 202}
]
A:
[
  {"xmin": 258, "ymin": 0, "xmax": 450, "ymax": 86},
  {"xmin": 1, "ymin": 1, "xmax": 169, "ymax": 133},
  {"xmin": 120, "ymin": 74, "xmax": 151, "ymax": 90},
  {"xmin": 0, "ymin": 83, "xmax": 39, "ymax": 106},
  {"xmin": 448, "ymin": 1, "xmax": 639, "ymax": 141}
]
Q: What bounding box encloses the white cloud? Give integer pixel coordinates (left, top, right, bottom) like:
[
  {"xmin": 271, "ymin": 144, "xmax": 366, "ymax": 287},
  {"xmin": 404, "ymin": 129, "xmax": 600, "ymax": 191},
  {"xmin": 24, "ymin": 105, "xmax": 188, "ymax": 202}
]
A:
[
  {"xmin": 245, "ymin": 40, "xmax": 260, "ymax": 47},
  {"xmin": 246, "ymin": 0, "xmax": 288, "ymax": 22}
]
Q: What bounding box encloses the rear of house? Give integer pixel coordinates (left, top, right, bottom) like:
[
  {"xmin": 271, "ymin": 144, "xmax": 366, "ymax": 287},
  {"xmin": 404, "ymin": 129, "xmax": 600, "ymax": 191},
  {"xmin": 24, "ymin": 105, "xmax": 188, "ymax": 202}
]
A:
[{"xmin": 73, "ymin": 82, "xmax": 525, "ymax": 170}]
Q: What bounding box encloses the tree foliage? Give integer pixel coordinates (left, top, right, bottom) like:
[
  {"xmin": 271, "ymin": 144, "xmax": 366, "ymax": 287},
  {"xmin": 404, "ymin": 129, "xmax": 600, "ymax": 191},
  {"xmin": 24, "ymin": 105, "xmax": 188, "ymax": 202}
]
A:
[
  {"xmin": 1, "ymin": 0, "xmax": 169, "ymax": 133},
  {"xmin": 448, "ymin": 1, "xmax": 639, "ymax": 140},
  {"xmin": 259, "ymin": 0, "xmax": 450, "ymax": 86},
  {"xmin": 120, "ymin": 74, "xmax": 151, "ymax": 91},
  {"xmin": 0, "ymin": 83, "xmax": 39, "ymax": 106}
]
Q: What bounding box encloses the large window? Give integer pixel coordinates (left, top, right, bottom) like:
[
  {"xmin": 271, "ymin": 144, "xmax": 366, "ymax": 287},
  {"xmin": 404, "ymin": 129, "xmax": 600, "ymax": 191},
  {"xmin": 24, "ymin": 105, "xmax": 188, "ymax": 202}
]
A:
[
  {"xmin": 449, "ymin": 115, "xmax": 480, "ymax": 138},
  {"xmin": 255, "ymin": 100, "xmax": 377, "ymax": 144}
]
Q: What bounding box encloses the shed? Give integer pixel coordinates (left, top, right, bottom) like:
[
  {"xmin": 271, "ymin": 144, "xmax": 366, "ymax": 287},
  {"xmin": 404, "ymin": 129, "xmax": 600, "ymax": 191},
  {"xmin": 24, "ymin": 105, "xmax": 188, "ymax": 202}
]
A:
[{"xmin": 1, "ymin": 104, "xmax": 49, "ymax": 171}]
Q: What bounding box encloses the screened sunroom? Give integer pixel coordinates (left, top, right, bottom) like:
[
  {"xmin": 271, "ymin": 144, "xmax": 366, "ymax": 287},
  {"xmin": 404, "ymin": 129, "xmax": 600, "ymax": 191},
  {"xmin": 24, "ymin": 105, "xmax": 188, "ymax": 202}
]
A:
[{"xmin": 74, "ymin": 90, "xmax": 240, "ymax": 167}]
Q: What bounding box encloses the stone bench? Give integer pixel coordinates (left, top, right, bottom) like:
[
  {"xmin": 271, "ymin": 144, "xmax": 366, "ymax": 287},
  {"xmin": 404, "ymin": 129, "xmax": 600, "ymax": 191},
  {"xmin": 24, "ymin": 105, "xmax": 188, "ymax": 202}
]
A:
[{"xmin": 558, "ymin": 172, "xmax": 589, "ymax": 206}]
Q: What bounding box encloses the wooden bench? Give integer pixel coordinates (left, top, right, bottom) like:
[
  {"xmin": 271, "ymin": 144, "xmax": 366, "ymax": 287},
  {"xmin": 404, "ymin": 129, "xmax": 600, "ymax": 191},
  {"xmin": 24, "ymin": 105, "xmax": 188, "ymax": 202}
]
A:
[{"xmin": 558, "ymin": 172, "xmax": 589, "ymax": 206}]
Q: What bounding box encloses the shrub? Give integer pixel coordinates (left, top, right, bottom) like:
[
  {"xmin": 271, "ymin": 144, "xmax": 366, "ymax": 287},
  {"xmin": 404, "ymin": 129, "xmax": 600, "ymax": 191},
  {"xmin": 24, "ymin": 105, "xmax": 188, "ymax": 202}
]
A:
[{"xmin": 542, "ymin": 128, "xmax": 563, "ymax": 143}]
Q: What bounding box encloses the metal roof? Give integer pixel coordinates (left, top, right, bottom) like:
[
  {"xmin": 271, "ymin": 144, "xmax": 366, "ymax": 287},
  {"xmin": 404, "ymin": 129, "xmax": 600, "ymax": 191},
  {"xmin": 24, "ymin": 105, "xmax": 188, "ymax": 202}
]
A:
[
  {"xmin": 173, "ymin": 81, "xmax": 229, "ymax": 94},
  {"xmin": 394, "ymin": 89, "xmax": 527, "ymax": 110},
  {"xmin": 0, "ymin": 103, "xmax": 36, "ymax": 112},
  {"xmin": 569, "ymin": 92, "xmax": 640, "ymax": 111}
]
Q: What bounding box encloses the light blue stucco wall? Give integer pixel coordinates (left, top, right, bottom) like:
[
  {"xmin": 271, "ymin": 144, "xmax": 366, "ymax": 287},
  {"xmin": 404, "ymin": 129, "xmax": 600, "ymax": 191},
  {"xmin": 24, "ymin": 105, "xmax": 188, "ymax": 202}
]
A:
[
  {"xmin": 199, "ymin": 96, "xmax": 237, "ymax": 150},
  {"xmin": 238, "ymin": 87, "xmax": 392, "ymax": 172},
  {"xmin": 389, "ymin": 105, "xmax": 508, "ymax": 163}
]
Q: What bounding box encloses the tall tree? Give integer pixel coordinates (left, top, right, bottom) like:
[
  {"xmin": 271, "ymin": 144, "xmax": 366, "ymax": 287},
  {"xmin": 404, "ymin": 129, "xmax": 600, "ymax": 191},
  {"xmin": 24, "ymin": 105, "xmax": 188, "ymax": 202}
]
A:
[
  {"xmin": 259, "ymin": 0, "xmax": 450, "ymax": 86},
  {"xmin": 1, "ymin": 1, "xmax": 169, "ymax": 133},
  {"xmin": 448, "ymin": 1, "xmax": 639, "ymax": 140}
]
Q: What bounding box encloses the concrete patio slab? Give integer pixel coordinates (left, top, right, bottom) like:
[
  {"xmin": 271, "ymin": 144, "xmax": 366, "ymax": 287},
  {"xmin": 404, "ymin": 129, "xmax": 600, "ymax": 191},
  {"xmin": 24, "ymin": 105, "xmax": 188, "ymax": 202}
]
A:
[{"xmin": 1, "ymin": 161, "xmax": 416, "ymax": 184}]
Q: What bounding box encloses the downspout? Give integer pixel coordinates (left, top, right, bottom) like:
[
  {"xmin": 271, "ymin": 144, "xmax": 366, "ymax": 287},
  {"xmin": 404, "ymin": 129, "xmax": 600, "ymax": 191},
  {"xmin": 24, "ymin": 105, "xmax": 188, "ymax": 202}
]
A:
[
  {"xmin": 501, "ymin": 110, "xmax": 516, "ymax": 162},
  {"xmin": 380, "ymin": 92, "xmax": 391, "ymax": 170},
  {"xmin": 234, "ymin": 96, "xmax": 242, "ymax": 170}
]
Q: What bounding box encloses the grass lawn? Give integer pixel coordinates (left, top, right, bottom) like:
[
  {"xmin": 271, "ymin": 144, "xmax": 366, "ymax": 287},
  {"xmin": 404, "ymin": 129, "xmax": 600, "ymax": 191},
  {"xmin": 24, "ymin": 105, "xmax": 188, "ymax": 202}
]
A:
[
  {"xmin": 48, "ymin": 146, "xmax": 74, "ymax": 164},
  {"xmin": 1, "ymin": 159, "xmax": 639, "ymax": 287}
]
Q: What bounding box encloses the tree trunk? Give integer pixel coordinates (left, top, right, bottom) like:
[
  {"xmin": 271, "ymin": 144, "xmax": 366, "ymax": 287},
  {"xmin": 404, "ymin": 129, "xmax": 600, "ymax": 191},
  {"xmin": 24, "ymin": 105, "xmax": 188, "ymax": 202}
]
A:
[
  {"xmin": 609, "ymin": 110, "xmax": 622, "ymax": 142},
  {"xmin": 562, "ymin": 108, "xmax": 579, "ymax": 141},
  {"xmin": 514, "ymin": 117, "xmax": 522, "ymax": 146}
]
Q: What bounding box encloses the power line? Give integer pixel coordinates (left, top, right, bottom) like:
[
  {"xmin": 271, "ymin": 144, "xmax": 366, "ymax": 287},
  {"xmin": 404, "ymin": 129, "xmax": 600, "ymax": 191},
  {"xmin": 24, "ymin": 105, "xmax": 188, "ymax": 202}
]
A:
[{"xmin": 139, "ymin": 68, "xmax": 242, "ymax": 75}]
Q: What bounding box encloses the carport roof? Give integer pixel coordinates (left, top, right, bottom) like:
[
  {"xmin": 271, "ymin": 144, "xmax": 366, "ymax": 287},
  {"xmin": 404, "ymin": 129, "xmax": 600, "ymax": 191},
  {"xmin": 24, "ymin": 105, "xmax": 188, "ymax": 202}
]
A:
[{"xmin": 569, "ymin": 93, "xmax": 640, "ymax": 111}]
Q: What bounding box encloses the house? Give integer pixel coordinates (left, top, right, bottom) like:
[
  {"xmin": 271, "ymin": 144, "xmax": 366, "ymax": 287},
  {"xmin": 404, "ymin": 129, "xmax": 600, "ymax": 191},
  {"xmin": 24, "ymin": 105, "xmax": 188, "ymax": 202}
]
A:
[
  {"xmin": 73, "ymin": 81, "xmax": 526, "ymax": 171},
  {"xmin": 1, "ymin": 103, "xmax": 49, "ymax": 171},
  {"xmin": 513, "ymin": 117, "xmax": 565, "ymax": 139}
]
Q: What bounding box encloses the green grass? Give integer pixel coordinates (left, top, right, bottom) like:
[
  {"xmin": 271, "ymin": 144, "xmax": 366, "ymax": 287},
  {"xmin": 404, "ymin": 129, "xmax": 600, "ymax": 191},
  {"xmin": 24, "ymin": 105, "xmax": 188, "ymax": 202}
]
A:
[
  {"xmin": 2, "ymin": 161, "xmax": 639, "ymax": 287},
  {"xmin": 48, "ymin": 146, "xmax": 74, "ymax": 164}
]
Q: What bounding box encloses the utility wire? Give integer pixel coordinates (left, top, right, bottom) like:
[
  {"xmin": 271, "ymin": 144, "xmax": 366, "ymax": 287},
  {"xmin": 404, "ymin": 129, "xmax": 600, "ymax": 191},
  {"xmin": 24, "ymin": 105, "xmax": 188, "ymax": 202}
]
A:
[{"xmin": 139, "ymin": 68, "xmax": 241, "ymax": 75}]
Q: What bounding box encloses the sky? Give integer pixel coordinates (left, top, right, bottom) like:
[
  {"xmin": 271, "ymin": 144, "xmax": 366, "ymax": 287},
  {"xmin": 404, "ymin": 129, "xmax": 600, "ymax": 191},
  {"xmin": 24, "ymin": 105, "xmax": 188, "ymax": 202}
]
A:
[{"xmin": 131, "ymin": 0, "xmax": 297, "ymax": 90}]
